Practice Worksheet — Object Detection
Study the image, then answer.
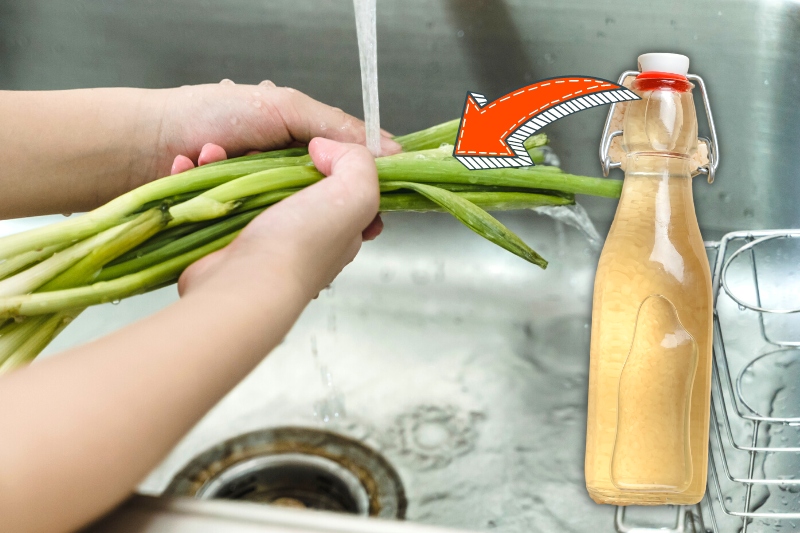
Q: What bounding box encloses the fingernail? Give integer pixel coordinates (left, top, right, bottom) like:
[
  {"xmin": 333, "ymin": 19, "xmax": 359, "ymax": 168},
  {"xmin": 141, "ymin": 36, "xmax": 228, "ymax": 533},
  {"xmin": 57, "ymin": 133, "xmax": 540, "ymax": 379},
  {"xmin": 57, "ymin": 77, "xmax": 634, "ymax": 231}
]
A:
[
  {"xmin": 380, "ymin": 136, "xmax": 403, "ymax": 155},
  {"xmin": 170, "ymin": 155, "xmax": 194, "ymax": 175},
  {"xmin": 198, "ymin": 144, "xmax": 228, "ymax": 166}
]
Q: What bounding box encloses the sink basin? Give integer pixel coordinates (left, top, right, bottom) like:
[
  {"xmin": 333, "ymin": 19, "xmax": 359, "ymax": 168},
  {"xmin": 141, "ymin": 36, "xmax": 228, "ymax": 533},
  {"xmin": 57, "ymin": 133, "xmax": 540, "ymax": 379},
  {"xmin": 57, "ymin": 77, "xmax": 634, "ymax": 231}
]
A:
[
  {"xmin": 4, "ymin": 1, "xmax": 800, "ymax": 530},
  {"xmin": 27, "ymin": 209, "xmax": 615, "ymax": 532}
]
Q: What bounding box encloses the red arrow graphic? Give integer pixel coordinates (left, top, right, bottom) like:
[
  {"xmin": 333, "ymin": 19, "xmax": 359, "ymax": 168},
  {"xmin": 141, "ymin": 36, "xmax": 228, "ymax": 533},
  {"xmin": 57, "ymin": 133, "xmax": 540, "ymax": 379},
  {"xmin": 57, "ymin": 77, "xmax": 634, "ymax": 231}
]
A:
[{"xmin": 454, "ymin": 76, "xmax": 639, "ymax": 169}]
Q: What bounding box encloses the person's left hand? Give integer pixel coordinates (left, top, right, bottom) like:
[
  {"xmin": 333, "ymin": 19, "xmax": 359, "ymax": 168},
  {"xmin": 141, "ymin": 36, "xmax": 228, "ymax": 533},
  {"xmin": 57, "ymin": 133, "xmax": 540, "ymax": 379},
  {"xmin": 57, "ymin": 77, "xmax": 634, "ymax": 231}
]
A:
[
  {"xmin": 156, "ymin": 79, "xmax": 399, "ymax": 174},
  {"xmin": 159, "ymin": 80, "xmax": 394, "ymax": 241}
]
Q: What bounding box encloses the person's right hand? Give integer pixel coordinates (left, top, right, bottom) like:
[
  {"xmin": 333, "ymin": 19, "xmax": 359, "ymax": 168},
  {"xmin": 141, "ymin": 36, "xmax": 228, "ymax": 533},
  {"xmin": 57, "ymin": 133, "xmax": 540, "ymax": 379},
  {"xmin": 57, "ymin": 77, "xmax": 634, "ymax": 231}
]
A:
[{"xmin": 177, "ymin": 137, "xmax": 380, "ymax": 303}]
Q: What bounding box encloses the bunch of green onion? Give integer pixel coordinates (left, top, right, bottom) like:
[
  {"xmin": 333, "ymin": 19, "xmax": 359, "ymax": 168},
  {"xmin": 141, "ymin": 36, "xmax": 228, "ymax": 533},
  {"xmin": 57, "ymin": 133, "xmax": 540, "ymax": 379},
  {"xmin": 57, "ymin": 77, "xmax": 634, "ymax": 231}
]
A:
[{"xmin": 0, "ymin": 119, "xmax": 621, "ymax": 372}]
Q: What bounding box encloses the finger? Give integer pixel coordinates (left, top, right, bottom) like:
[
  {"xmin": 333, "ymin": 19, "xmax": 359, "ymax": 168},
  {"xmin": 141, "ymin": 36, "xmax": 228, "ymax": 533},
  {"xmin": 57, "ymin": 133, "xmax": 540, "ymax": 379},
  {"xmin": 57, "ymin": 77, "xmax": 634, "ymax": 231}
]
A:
[
  {"xmin": 306, "ymin": 137, "xmax": 380, "ymax": 227},
  {"xmin": 308, "ymin": 137, "xmax": 374, "ymax": 178},
  {"xmin": 170, "ymin": 155, "xmax": 195, "ymax": 175},
  {"xmin": 362, "ymin": 214, "xmax": 383, "ymax": 241},
  {"xmin": 273, "ymin": 88, "xmax": 402, "ymax": 156},
  {"xmin": 198, "ymin": 143, "xmax": 228, "ymax": 166},
  {"xmin": 231, "ymin": 139, "xmax": 379, "ymax": 296},
  {"xmin": 242, "ymin": 139, "xmax": 378, "ymax": 247},
  {"xmin": 245, "ymin": 150, "xmax": 262, "ymax": 156}
]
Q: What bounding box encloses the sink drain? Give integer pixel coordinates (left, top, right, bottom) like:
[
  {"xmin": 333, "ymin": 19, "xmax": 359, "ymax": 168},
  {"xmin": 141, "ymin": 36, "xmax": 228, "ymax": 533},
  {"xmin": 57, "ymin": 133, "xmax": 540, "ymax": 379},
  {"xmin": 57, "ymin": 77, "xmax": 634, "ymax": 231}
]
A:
[
  {"xmin": 196, "ymin": 454, "xmax": 370, "ymax": 513},
  {"xmin": 165, "ymin": 427, "xmax": 406, "ymax": 518}
]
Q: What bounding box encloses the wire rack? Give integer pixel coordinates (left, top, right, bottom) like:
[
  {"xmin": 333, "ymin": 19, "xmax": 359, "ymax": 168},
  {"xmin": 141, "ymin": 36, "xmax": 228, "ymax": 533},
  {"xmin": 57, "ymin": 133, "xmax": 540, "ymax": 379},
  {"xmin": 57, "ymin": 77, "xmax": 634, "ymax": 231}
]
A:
[{"xmin": 613, "ymin": 230, "xmax": 800, "ymax": 533}]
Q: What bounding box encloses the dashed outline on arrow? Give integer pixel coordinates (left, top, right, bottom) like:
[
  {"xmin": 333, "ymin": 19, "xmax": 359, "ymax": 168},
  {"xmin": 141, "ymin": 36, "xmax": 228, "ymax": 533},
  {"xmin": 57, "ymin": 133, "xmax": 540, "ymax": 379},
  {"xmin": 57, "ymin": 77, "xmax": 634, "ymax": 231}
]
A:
[{"xmin": 453, "ymin": 76, "xmax": 640, "ymax": 169}]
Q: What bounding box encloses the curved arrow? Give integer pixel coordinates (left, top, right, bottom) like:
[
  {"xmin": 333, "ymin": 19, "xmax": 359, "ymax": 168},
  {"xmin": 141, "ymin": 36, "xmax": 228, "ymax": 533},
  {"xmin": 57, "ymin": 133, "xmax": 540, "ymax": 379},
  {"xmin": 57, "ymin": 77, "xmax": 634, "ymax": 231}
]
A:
[{"xmin": 454, "ymin": 76, "xmax": 640, "ymax": 169}]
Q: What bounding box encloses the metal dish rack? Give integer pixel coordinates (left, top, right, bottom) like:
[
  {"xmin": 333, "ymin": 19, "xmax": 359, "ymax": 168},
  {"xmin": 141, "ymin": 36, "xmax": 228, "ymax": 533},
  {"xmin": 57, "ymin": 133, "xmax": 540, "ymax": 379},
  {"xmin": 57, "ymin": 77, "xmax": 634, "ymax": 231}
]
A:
[
  {"xmin": 613, "ymin": 231, "xmax": 800, "ymax": 533},
  {"xmin": 705, "ymin": 231, "xmax": 800, "ymax": 533}
]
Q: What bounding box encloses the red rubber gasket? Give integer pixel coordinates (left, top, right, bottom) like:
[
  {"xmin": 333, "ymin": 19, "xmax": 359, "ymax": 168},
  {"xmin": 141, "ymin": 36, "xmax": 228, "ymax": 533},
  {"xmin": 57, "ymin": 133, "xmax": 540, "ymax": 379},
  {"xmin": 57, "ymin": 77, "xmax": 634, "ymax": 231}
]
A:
[{"xmin": 634, "ymin": 71, "xmax": 693, "ymax": 92}]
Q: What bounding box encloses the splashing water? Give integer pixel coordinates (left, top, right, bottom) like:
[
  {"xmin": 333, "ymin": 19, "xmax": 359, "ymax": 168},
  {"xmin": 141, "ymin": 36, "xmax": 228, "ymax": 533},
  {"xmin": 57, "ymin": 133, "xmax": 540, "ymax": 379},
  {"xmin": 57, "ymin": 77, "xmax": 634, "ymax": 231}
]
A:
[
  {"xmin": 534, "ymin": 203, "xmax": 604, "ymax": 251},
  {"xmin": 353, "ymin": 0, "xmax": 381, "ymax": 156},
  {"xmin": 310, "ymin": 286, "xmax": 346, "ymax": 423}
]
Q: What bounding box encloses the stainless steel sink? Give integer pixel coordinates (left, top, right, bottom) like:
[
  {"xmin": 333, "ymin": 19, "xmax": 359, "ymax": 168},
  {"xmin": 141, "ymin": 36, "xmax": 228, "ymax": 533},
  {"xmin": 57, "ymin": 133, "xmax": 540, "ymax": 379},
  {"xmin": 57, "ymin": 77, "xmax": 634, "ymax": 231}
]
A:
[
  {"xmin": 36, "ymin": 209, "xmax": 612, "ymax": 532},
  {"xmin": 4, "ymin": 0, "xmax": 800, "ymax": 531}
]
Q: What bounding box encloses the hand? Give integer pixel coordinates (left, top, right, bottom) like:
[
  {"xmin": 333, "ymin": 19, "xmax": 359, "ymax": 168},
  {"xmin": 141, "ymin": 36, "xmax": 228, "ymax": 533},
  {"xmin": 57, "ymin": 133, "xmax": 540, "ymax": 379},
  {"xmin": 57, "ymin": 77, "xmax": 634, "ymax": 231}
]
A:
[
  {"xmin": 170, "ymin": 141, "xmax": 384, "ymax": 243},
  {"xmin": 156, "ymin": 79, "xmax": 401, "ymax": 176},
  {"xmin": 177, "ymin": 138, "xmax": 380, "ymax": 302}
]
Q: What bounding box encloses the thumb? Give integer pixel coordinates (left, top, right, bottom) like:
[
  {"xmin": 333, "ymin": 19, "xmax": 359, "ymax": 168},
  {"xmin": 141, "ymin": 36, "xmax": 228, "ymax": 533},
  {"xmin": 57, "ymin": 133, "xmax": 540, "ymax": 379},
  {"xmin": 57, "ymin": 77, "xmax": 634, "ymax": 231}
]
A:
[{"xmin": 306, "ymin": 138, "xmax": 380, "ymax": 226}]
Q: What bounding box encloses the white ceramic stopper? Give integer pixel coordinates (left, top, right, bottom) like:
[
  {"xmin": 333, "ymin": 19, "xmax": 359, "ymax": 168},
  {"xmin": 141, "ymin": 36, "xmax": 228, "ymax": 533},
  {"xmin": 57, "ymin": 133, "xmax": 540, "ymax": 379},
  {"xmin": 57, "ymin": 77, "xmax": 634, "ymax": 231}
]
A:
[{"xmin": 637, "ymin": 53, "xmax": 690, "ymax": 75}]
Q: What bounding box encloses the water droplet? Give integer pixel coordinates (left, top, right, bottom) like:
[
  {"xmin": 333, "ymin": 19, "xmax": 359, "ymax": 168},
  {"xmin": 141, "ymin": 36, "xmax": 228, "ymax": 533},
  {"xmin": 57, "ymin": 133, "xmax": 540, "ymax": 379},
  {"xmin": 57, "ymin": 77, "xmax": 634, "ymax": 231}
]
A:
[
  {"xmin": 725, "ymin": 496, "xmax": 733, "ymax": 504},
  {"xmin": 111, "ymin": 299, "xmax": 121, "ymax": 305},
  {"xmin": 259, "ymin": 80, "xmax": 276, "ymax": 88},
  {"xmin": 230, "ymin": 117, "xmax": 239, "ymax": 126},
  {"xmin": 219, "ymin": 78, "xmax": 235, "ymax": 85},
  {"xmin": 320, "ymin": 366, "xmax": 333, "ymax": 387},
  {"xmin": 456, "ymin": 29, "xmax": 464, "ymax": 38},
  {"xmin": 252, "ymin": 100, "xmax": 262, "ymax": 108},
  {"xmin": 738, "ymin": 304, "xmax": 747, "ymax": 311},
  {"xmin": 319, "ymin": 122, "xmax": 328, "ymax": 131},
  {"xmin": 764, "ymin": 79, "xmax": 770, "ymax": 86},
  {"xmin": 61, "ymin": 213, "xmax": 72, "ymax": 217},
  {"xmin": 313, "ymin": 391, "xmax": 346, "ymax": 424}
]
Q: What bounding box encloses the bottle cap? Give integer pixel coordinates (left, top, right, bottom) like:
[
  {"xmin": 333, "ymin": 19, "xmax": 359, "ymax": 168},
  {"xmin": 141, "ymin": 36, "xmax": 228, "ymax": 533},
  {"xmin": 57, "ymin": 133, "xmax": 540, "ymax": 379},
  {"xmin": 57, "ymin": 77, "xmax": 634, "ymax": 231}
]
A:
[{"xmin": 637, "ymin": 53, "xmax": 690, "ymax": 76}]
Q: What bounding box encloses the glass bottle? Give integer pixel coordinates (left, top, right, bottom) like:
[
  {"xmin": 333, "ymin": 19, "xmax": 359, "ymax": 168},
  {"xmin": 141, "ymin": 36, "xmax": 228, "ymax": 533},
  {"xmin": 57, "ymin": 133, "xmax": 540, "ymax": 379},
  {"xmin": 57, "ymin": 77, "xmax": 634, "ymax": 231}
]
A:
[{"xmin": 585, "ymin": 53, "xmax": 713, "ymax": 506}]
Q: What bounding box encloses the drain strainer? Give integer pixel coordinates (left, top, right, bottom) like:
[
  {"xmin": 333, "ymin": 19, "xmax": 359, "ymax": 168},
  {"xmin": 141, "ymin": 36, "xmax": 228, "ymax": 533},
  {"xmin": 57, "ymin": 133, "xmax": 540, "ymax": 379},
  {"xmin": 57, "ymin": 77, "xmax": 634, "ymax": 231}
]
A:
[
  {"xmin": 165, "ymin": 427, "xmax": 406, "ymax": 518},
  {"xmin": 196, "ymin": 454, "xmax": 369, "ymax": 513}
]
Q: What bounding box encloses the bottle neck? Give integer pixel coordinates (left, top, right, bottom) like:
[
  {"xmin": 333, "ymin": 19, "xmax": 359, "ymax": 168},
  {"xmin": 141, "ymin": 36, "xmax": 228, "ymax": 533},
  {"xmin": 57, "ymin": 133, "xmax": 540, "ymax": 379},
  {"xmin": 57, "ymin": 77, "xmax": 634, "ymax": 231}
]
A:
[
  {"xmin": 616, "ymin": 155, "xmax": 696, "ymax": 232},
  {"xmin": 625, "ymin": 154, "xmax": 694, "ymax": 178},
  {"xmin": 622, "ymin": 82, "xmax": 698, "ymax": 158}
]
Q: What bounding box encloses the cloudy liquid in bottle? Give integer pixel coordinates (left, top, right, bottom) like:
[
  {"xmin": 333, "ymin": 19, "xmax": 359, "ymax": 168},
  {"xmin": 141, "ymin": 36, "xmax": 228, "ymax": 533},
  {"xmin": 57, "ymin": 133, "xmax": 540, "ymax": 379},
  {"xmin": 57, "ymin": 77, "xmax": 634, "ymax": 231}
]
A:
[{"xmin": 585, "ymin": 64, "xmax": 712, "ymax": 505}]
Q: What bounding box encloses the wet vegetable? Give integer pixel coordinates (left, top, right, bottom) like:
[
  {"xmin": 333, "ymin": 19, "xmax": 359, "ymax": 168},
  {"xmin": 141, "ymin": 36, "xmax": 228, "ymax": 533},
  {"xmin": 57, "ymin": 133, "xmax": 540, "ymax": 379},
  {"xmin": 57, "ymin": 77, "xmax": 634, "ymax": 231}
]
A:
[{"xmin": 0, "ymin": 119, "xmax": 622, "ymax": 371}]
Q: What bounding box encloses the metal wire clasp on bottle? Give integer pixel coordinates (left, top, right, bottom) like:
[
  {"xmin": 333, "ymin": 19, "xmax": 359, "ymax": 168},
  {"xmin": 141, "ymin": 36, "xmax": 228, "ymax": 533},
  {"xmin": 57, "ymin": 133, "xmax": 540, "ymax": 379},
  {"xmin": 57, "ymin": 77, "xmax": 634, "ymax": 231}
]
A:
[{"xmin": 598, "ymin": 70, "xmax": 720, "ymax": 183}]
